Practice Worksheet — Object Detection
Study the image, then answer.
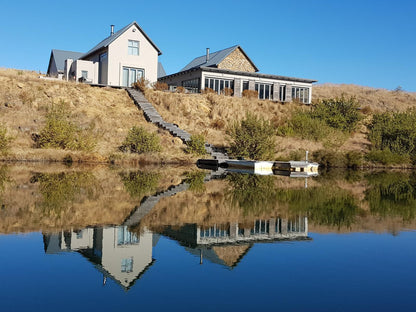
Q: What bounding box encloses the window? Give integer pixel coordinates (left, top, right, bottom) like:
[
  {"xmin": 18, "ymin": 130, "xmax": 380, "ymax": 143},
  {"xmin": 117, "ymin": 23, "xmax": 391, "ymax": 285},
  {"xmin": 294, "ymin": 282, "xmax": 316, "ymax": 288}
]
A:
[
  {"xmin": 121, "ymin": 258, "xmax": 133, "ymax": 273},
  {"xmin": 250, "ymin": 220, "xmax": 270, "ymax": 235},
  {"xmin": 255, "ymin": 83, "xmax": 273, "ymax": 100},
  {"xmin": 200, "ymin": 224, "xmax": 230, "ymax": 238},
  {"xmin": 117, "ymin": 226, "xmax": 139, "ymax": 245},
  {"xmin": 182, "ymin": 78, "xmax": 200, "ymax": 93},
  {"xmin": 292, "ymin": 86, "xmax": 310, "ymax": 104},
  {"xmin": 128, "ymin": 40, "xmax": 139, "ymax": 55},
  {"xmin": 242, "ymin": 81, "xmax": 249, "ymax": 91},
  {"xmin": 204, "ymin": 77, "xmax": 234, "ymax": 94},
  {"xmin": 122, "ymin": 67, "xmax": 144, "ymax": 87},
  {"xmin": 279, "ymin": 85, "xmax": 286, "ymax": 102},
  {"xmin": 81, "ymin": 71, "xmax": 88, "ymax": 79}
]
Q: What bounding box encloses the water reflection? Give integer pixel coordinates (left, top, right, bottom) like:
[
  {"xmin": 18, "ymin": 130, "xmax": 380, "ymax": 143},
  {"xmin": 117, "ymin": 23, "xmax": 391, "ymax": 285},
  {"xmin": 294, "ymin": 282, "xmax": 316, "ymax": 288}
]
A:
[
  {"xmin": 43, "ymin": 214, "xmax": 309, "ymax": 290},
  {"xmin": 44, "ymin": 226, "xmax": 156, "ymax": 290}
]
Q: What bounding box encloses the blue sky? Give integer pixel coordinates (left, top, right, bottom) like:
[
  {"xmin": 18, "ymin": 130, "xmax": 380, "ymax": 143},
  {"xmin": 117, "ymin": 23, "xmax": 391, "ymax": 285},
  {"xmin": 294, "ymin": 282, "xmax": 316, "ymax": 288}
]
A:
[{"xmin": 1, "ymin": 0, "xmax": 415, "ymax": 91}]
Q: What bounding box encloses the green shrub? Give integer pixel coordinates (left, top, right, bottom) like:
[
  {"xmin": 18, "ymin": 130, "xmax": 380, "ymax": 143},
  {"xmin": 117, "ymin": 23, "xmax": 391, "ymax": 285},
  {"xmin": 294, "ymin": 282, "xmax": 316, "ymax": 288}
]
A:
[
  {"xmin": 186, "ymin": 134, "xmax": 206, "ymax": 156},
  {"xmin": 120, "ymin": 126, "xmax": 161, "ymax": 154},
  {"xmin": 312, "ymin": 149, "xmax": 346, "ymax": 168},
  {"xmin": 37, "ymin": 103, "xmax": 95, "ymax": 151},
  {"xmin": 368, "ymin": 111, "xmax": 416, "ymax": 159},
  {"xmin": 0, "ymin": 126, "xmax": 12, "ymax": 154},
  {"xmin": 227, "ymin": 113, "xmax": 275, "ymax": 160},
  {"xmin": 283, "ymin": 111, "xmax": 333, "ymax": 141},
  {"xmin": 312, "ymin": 96, "xmax": 362, "ymax": 132},
  {"xmin": 345, "ymin": 151, "xmax": 363, "ymax": 169},
  {"xmin": 365, "ymin": 149, "xmax": 410, "ymax": 165}
]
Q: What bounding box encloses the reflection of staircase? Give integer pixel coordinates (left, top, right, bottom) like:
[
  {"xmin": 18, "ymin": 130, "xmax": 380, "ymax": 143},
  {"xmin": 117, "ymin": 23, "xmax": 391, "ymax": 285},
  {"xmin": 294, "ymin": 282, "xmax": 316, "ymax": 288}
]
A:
[
  {"xmin": 123, "ymin": 169, "xmax": 227, "ymax": 227},
  {"xmin": 126, "ymin": 88, "xmax": 229, "ymax": 160},
  {"xmin": 123, "ymin": 181, "xmax": 190, "ymax": 226}
]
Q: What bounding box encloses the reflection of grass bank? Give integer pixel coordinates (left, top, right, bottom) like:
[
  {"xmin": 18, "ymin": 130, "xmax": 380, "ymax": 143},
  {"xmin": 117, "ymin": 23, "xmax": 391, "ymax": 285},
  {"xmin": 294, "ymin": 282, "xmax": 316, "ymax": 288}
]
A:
[
  {"xmin": 366, "ymin": 172, "xmax": 416, "ymax": 221},
  {"xmin": 33, "ymin": 171, "xmax": 98, "ymax": 215},
  {"xmin": 227, "ymin": 173, "xmax": 360, "ymax": 228},
  {"xmin": 120, "ymin": 170, "xmax": 160, "ymax": 199}
]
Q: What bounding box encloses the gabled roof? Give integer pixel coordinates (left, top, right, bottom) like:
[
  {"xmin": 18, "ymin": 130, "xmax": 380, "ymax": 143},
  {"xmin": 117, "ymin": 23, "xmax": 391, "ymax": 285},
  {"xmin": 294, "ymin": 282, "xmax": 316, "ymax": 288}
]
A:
[
  {"xmin": 157, "ymin": 62, "xmax": 166, "ymax": 78},
  {"xmin": 180, "ymin": 45, "xmax": 259, "ymax": 72},
  {"xmin": 82, "ymin": 21, "xmax": 162, "ymax": 59},
  {"xmin": 47, "ymin": 49, "xmax": 84, "ymax": 74}
]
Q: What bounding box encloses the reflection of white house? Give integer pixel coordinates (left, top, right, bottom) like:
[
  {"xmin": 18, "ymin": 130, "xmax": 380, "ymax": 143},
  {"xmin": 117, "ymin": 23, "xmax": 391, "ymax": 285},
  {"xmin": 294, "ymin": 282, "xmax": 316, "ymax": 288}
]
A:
[
  {"xmin": 46, "ymin": 22, "xmax": 164, "ymax": 86},
  {"xmin": 44, "ymin": 226, "xmax": 157, "ymax": 290},
  {"xmin": 161, "ymin": 217, "xmax": 309, "ymax": 268}
]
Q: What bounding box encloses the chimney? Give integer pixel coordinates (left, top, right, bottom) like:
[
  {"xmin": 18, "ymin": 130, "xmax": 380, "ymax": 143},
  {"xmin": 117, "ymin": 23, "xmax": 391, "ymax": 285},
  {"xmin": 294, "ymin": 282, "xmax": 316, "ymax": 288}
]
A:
[
  {"xmin": 110, "ymin": 25, "xmax": 114, "ymax": 36},
  {"xmin": 206, "ymin": 48, "xmax": 210, "ymax": 62}
]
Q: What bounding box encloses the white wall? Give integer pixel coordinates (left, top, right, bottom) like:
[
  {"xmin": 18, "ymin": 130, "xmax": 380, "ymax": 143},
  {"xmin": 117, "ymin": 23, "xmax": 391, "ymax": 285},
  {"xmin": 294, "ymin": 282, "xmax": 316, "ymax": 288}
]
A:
[{"xmin": 107, "ymin": 24, "xmax": 159, "ymax": 86}]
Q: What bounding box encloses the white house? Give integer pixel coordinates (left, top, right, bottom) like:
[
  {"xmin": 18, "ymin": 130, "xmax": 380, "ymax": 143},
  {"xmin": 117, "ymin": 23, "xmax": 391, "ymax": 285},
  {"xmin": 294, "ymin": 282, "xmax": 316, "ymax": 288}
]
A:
[
  {"xmin": 47, "ymin": 21, "xmax": 164, "ymax": 86},
  {"xmin": 158, "ymin": 45, "xmax": 316, "ymax": 103}
]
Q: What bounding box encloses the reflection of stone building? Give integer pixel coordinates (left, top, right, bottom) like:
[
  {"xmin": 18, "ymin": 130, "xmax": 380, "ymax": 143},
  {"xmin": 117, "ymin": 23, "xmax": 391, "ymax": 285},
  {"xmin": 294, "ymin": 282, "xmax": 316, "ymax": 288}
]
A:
[
  {"xmin": 43, "ymin": 226, "xmax": 158, "ymax": 290},
  {"xmin": 160, "ymin": 216, "xmax": 309, "ymax": 268}
]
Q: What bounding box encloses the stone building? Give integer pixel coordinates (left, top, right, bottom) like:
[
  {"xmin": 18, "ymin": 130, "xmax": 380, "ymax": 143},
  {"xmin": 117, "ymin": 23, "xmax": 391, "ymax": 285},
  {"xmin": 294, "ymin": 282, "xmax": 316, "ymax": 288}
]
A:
[{"xmin": 158, "ymin": 45, "xmax": 316, "ymax": 104}]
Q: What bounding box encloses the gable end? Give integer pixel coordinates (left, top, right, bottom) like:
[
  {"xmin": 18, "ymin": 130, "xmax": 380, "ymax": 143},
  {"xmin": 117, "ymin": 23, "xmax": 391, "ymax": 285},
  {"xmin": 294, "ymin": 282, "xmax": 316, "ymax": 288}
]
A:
[{"xmin": 217, "ymin": 47, "xmax": 257, "ymax": 73}]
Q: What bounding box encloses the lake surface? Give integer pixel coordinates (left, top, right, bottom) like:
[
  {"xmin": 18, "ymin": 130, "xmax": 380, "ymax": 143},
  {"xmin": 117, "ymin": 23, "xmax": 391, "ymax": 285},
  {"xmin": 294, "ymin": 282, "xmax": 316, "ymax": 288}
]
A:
[{"xmin": 0, "ymin": 164, "xmax": 415, "ymax": 311}]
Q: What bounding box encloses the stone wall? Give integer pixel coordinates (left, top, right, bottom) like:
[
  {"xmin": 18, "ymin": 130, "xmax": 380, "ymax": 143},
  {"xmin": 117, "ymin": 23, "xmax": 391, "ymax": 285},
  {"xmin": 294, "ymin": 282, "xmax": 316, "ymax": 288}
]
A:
[{"xmin": 217, "ymin": 48, "xmax": 257, "ymax": 72}]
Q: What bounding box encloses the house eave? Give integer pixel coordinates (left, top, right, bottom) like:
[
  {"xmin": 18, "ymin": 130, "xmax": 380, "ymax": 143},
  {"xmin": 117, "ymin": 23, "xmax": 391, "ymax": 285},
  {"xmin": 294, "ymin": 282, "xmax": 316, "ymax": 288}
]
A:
[{"xmin": 159, "ymin": 67, "xmax": 317, "ymax": 84}]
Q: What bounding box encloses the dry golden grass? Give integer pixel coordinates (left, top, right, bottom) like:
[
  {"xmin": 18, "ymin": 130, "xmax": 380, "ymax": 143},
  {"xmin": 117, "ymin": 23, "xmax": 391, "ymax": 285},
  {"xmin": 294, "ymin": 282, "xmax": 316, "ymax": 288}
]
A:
[
  {"xmin": 313, "ymin": 83, "xmax": 416, "ymax": 112},
  {"xmin": 0, "ymin": 68, "xmax": 193, "ymax": 163}
]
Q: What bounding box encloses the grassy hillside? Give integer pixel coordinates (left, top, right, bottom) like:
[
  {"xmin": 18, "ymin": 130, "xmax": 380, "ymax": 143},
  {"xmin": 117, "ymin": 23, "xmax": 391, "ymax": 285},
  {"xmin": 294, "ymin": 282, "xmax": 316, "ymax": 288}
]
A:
[
  {"xmin": 2, "ymin": 68, "xmax": 416, "ymax": 165},
  {"xmin": 0, "ymin": 69, "xmax": 194, "ymax": 163},
  {"xmin": 144, "ymin": 84, "xmax": 416, "ymax": 163}
]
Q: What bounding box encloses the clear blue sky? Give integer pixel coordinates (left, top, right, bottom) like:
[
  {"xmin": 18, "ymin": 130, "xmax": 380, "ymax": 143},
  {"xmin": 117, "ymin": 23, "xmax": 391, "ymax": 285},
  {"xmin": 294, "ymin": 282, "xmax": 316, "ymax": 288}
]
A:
[{"xmin": 1, "ymin": 0, "xmax": 415, "ymax": 91}]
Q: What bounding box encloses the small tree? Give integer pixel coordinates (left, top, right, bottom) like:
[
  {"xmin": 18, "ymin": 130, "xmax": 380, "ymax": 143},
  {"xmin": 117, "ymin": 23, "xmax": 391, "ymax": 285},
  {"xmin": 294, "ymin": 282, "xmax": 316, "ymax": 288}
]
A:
[
  {"xmin": 0, "ymin": 126, "xmax": 12, "ymax": 154},
  {"xmin": 120, "ymin": 126, "xmax": 161, "ymax": 154},
  {"xmin": 227, "ymin": 113, "xmax": 276, "ymax": 160}
]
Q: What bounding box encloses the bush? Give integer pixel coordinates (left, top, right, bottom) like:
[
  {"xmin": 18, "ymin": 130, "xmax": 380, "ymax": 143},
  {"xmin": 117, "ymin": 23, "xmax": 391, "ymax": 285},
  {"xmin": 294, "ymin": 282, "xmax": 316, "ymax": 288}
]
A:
[
  {"xmin": 345, "ymin": 151, "xmax": 363, "ymax": 169},
  {"xmin": 312, "ymin": 96, "xmax": 362, "ymax": 132},
  {"xmin": 242, "ymin": 89, "xmax": 258, "ymax": 99},
  {"xmin": 0, "ymin": 126, "xmax": 12, "ymax": 154},
  {"xmin": 186, "ymin": 170, "xmax": 206, "ymax": 193},
  {"xmin": 120, "ymin": 126, "xmax": 161, "ymax": 154},
  {"xmin": 131, "ymin": 77, "xmax": 149, "ymax": 91},
  {"xmin": 368, "ymin": 111, "xmax": 416, "ymax": 158},
  {"xmin": 202, "ymin": 88, "xmax": 215, "ymax": 94},
  {"xmin": 152, "ymin": 81, "xmax": 168, "ymax": 91},
  {"xmin": 37, "ymin": 103, "xmax": 95, "ymax": 151},
  {"xmin": 186, "ymin": 134, "xmax": 206, "ymax": 156},
  {"xmin": 227, "ymin": 112, "xmax": 275, "ymax": 160},
  {"xmin": 222, "ymin": 88, "xmax": 233, "ymax": 96},
  {"xmin": 312, "ymin": 149, "xmax": 346, "ymax": 168},
  {"xmin": 365, "ymin": 149, "xmax": 410, "ymax": 165}
]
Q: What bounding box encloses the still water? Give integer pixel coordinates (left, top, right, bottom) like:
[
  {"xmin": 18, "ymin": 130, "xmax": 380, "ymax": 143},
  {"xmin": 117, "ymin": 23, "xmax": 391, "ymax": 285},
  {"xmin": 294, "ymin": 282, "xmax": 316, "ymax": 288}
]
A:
[{"xmin": 0, "ymin": 164, "xmax": 415, "ymax": 311}]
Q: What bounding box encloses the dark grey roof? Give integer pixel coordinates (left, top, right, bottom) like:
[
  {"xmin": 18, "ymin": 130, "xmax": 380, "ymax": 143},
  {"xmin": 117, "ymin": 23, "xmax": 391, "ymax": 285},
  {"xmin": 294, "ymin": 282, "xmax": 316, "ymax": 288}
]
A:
[
  {"xmin": 47, "ymin": 49, "xmax": 84, "ymax": 74},
  {"xmin": 159, "ymin": 66, "xmax": 317, "ymax": 84},
  {"xmin": 157, "ymin": 62, "xmax": 166, "ymax": 78},
  {"xmin": 180, "ymin": 45, "xmax": 259, "ymax": 72},
  {"xmin": 82, "ymin": 21, "xmax": 162, "ymax": 59}
]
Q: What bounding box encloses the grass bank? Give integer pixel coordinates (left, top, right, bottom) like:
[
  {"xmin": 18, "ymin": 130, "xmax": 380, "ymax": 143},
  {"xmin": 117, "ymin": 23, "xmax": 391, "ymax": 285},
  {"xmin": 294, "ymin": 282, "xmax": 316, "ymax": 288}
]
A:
[{"xmin": 0, "ymin": 69, "xmax": 195, "ymax": 164}]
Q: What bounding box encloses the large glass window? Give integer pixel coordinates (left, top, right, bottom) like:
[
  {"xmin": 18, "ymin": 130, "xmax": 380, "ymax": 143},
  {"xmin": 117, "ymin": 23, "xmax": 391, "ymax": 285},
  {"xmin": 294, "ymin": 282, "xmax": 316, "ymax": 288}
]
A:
[
  {"xmin": 255, "ymin": 83, "xmax": 273, "ymax": 100},
  {"xmin": 182, "ymin": 78, "xmax": 200, "ymax": 93},
  {"xmin": 200, "ymin": 224, "xmax": 230, "ymax": 238},
  {"xmin": 292, "ymin": 86, "xmax": 310, "ymax": 104},
  {"xmin": 204, "ymin": 77, "xmax": 234, "ymax": 95},
  {"xmin": 122, "ymin": 67, "xmax": 144, "ymax": 87},
  {"xmin": 128, "ymin": 40, "xmax": 139, "ymax": 55},
  {"xmin": 117, "ymin": 226, "xmax": 139, "ymax": 245}
]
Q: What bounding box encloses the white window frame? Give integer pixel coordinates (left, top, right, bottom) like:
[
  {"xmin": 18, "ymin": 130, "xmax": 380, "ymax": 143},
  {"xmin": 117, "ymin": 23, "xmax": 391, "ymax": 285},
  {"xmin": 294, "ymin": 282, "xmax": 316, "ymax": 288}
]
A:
[{"xmin": 128, "ymin": 40, "xmax": 139, "ymax": 56}]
